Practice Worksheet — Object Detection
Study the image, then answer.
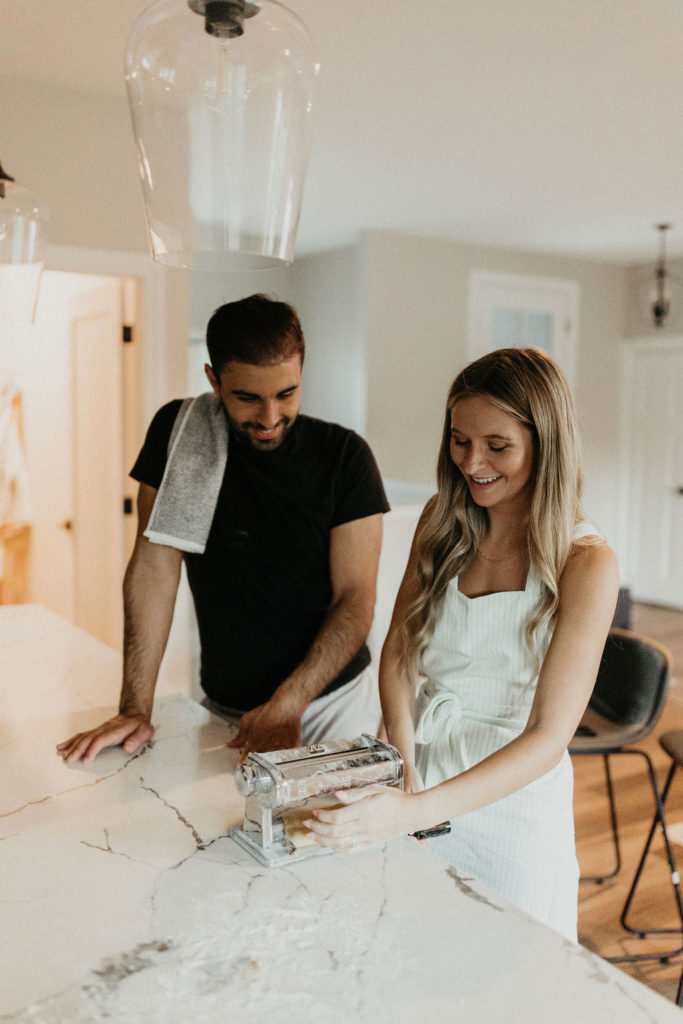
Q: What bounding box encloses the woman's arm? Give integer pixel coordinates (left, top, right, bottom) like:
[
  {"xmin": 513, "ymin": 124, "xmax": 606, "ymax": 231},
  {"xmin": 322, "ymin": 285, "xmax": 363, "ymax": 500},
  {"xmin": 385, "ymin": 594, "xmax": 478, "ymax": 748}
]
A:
[
  {"xmin": 306, "ymin": 540, "xmax": 619, "ymax": 850},
  {"xmin": 378, "ymin": 505, "xmax": 436, "ymax": 789}
]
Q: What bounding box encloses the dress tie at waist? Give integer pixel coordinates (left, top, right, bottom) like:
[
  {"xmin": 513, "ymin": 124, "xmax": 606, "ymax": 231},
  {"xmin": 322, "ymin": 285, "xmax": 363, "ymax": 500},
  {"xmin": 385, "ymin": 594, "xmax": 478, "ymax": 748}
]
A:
[
  {"xmin": 414, "ymin": 679, "xmax": 527, "ymax": 781},
  {"xmin": 414, "ymin": 681, "xmax": 470, "ymax": 778},
  {"xmin": 415, "ymin": 685, "xmax": 464, "ymax": 742}
]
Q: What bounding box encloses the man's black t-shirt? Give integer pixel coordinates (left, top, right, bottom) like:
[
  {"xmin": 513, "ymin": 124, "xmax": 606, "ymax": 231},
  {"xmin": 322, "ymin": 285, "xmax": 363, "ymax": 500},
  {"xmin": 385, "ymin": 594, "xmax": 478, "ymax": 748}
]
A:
[{"xmin": 131, "ymin": 403, "xmax": 389, "ymax": 711}]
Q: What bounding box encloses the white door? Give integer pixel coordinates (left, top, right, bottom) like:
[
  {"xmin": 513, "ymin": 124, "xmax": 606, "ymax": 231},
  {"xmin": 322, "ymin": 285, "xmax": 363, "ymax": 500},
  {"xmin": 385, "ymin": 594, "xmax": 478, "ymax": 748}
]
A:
[
  {"xmin": 622, "ymin": 340, "xmax": 683, "ymax": 608},
  {"xmin": 71, "ymin": 279, "xmax": 126, "ymax": 648}
]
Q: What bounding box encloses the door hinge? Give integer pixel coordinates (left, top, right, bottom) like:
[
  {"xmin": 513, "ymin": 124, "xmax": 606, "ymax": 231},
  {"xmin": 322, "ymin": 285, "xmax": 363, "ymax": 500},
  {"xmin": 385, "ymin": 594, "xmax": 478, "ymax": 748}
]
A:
[
  {"xmin": 123, "ymin": 497, "xmax": 134, "ymax": 515},
  {"xmin": 122, "ymin": 324, "xmax": 134, "ymax": 344}
]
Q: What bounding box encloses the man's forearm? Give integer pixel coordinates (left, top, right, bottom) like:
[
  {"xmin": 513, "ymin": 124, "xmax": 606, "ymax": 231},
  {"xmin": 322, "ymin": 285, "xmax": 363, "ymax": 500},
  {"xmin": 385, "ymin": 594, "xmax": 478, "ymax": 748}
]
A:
[
  {"xmin": 227, "ymin": 515, "xmax": 383, "ymax": 757},
  {"xmin": 274, "ymin": 590, "xmax": 374, "ymax": 713},
  {"xmin": 119, "ymin": 545, "xmax": 182, "ymax": 717}
]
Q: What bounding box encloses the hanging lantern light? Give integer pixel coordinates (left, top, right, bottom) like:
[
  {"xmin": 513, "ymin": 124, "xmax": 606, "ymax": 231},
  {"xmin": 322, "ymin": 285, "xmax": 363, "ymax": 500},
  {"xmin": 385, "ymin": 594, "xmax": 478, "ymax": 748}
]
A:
[
  {"xmin": 0, "ymin": 161, "xmax": 49, "ymax": 324},
  {"xmin": 651, "ymin": 223, "xmax": 673, "ymax": 328},
  {"xmin": 125, "ymin": 0, "xmax": 319, "ymax": 271}
]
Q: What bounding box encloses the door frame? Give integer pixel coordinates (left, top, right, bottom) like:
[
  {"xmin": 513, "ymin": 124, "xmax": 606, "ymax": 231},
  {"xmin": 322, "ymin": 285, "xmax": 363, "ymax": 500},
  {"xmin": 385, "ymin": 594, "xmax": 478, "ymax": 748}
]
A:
[
  {"xmin": 618, "ymin": 335, "xmax": 683, "ymax": 594},
  {"xmin": 44, "ymin": 245, "xmax": 168, "ymax": 421},
  {"xmin": 69, "ymin": 277, "xmax": 126, "ymax": 647},
  {"xmin": 43, "ymin": 245, "xmax": 193, "ymax": 686}
]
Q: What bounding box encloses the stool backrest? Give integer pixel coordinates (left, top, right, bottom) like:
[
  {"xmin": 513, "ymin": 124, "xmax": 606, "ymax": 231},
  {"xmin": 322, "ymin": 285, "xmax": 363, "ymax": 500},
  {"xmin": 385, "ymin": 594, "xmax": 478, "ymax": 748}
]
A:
[{"xmin": 589, "ymin": 628, "xmax": 671, "ymax": 733}]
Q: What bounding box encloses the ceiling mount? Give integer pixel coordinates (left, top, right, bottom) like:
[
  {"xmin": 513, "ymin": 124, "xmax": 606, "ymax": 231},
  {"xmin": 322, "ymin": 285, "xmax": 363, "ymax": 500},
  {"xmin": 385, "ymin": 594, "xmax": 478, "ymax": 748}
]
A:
[{"xmin": 187, "ymin": 0, "xmax": 260, "ymax": 38}]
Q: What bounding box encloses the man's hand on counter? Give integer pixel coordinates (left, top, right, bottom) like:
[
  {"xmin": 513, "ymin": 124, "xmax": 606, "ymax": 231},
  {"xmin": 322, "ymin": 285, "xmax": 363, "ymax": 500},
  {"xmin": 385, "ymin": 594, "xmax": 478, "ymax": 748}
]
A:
[
  {"xmin": 56, "ymin": 714, "xmax": 155, "ymax": 764},
  {"xmin": 225, "ymin": 697, "xmax": 302, "ymax": 763}
]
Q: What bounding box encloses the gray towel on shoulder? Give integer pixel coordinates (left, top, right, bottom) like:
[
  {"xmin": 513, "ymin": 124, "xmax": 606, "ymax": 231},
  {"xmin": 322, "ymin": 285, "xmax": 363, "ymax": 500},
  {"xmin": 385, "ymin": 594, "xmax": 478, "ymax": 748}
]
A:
[{"xmin": 144, "ymin": 392, "xmax": 228, "ymax": 554}]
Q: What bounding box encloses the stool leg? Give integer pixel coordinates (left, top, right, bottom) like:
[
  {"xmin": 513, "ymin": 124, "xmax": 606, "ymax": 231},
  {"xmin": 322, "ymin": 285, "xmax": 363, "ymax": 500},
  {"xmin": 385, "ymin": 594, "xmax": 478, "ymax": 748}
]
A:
[
  {"xmin": 610, "ymin": 755, "xmax": 683, "ymax": 963},
  {"xmin": 603, "ymin": 754, "xmax": 622, "ymax": 880},
  {"xmin": 577, "ymin": 753, "xmax": 622, "ymax": 883},
  {"xmin": 620, "ymin": 761, "xmax": 677, "ymax": 934}
]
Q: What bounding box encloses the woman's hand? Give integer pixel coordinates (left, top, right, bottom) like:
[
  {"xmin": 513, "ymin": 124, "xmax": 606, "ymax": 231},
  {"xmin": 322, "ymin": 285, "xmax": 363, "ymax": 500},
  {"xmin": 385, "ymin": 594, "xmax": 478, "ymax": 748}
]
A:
[
  {"xmin": 304, "ymin": 785, "xmax": 420, "ymax": 852},
  {"xmin": 403, "ymin": 763, "xmax": 424, "ymax": 794}
]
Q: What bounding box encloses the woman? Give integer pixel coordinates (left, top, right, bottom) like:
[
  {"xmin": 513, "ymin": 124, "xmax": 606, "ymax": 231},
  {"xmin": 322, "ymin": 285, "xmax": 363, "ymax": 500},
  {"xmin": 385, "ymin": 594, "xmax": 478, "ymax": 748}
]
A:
[{"xmin": 305, "ymin": 348, "xmax": 618, "ymax": 941}]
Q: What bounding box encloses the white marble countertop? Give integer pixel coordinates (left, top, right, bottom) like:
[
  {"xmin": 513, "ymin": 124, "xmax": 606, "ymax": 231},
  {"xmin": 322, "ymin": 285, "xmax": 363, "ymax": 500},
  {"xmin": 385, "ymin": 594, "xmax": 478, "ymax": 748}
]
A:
[{"xmin": 1, "ymin": 605, "xmax": 680, "ymax": 1023}]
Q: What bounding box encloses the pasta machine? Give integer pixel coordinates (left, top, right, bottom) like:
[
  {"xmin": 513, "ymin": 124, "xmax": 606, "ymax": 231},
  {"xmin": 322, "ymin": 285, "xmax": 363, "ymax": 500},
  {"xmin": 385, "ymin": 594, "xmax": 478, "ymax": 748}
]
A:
[{"xmin": 229, "ymin": 734, "xmax": 404, "ymax": 867}]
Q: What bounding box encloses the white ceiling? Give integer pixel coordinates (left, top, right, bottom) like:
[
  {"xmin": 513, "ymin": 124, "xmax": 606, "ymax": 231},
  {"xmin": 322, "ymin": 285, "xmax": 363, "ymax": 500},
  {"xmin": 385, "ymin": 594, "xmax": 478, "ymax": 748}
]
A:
[{"xmin": 2, "ymin": 0, "xmax": 682, "ymax": 262}]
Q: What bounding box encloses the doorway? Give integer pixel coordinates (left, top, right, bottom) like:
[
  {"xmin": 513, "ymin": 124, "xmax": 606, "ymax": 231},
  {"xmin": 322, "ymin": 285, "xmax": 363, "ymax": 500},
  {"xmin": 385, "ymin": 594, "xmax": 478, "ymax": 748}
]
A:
[
  {"xmin": 0, "ymin": 270, "xmax": 141, "ymax": 649},
  {"xmin": 620, "ymin": 338, "xmax": 683, "ymax": 609}
]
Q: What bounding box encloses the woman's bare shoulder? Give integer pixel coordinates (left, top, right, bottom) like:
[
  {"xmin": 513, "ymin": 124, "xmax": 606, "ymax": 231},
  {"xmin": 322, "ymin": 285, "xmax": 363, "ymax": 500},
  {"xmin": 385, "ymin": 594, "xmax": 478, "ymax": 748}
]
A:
[
  {"xmin": 559, "ymin": 540, "xmax": 619, "ymax": 609},
  {"xmin": 570, "ymin": 536, "xmax": 616, "ymax": 565}
]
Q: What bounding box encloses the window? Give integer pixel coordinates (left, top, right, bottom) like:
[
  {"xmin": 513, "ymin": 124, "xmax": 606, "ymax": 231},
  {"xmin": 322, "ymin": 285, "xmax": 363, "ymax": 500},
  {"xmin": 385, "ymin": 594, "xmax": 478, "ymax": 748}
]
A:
[{"xmin": 468, "ymin": 271, "xmax": 579, "ymax": 386}]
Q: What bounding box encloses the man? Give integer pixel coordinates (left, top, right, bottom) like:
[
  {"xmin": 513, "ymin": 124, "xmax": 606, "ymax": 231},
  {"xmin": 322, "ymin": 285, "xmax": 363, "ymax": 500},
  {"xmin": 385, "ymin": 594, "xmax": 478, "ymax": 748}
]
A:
[{"xmin": 57, "ymin": 294, "xmax": 389, "ymax": 763}]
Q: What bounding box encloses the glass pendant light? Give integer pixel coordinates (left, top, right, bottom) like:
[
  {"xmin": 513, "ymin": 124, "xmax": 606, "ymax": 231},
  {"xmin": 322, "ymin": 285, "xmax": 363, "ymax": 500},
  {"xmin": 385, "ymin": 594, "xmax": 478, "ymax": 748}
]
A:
[
  {"xmin": 0, "ymin": 161, "xmax": 49, "ymax": 323},
  {"xmin": 125, "ymin": 0, "xmax": 319, "ymax": 271}
]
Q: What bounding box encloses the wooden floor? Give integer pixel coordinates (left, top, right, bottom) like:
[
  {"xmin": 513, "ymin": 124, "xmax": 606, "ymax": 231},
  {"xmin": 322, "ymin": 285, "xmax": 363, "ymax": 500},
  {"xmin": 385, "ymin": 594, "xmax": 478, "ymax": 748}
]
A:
[{"xmin": 575, "ymin": 602, "xmax": 683, "ymax": 1007}]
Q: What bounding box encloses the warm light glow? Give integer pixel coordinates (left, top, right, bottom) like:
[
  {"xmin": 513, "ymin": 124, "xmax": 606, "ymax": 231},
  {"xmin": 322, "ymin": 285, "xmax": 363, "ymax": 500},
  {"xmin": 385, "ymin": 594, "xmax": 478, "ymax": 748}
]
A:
[
  {"xmin": 0, "ymin": 173, "xmax": 48, "ymax": 323},
  {"xmin": 0, "ymin": 263, "xmax": 43, "ymax": 324}
]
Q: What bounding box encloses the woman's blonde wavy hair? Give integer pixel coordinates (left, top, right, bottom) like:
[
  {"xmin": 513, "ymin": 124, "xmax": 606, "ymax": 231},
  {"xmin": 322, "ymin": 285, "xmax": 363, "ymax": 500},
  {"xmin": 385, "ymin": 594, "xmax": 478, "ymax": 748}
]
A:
[{"xmin": 399, "ymin": 347, "xmax": 595, "ymax": 680}]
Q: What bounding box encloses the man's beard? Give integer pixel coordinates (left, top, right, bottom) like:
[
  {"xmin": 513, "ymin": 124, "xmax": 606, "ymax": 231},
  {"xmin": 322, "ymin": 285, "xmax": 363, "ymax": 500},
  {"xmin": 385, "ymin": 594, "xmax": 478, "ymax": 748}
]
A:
[{"xmin": 226, "ymin": 413, "xmax": 296, "ymax": 451}]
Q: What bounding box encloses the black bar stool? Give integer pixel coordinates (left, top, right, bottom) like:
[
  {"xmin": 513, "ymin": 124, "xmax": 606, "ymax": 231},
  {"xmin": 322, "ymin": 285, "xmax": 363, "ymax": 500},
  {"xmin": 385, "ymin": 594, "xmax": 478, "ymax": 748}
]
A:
[
  {"xmin": 570, "ymin": 628, "xmax": 683, "ymax": 1004},
  {"xmin": 570, "ymin": 629, "xmax": 673, "ymax": 884},
  {"xmin": 613, "ymin": 729, "xmax": 683, "ymax": 1005}
]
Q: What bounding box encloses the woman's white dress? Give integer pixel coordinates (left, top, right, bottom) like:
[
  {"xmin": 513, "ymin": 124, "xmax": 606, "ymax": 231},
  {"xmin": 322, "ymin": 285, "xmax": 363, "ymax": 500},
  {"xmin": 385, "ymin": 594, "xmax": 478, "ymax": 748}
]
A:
[{"xmin": 414, "ymin": 561, "xmax": 580, "ymax": 942}]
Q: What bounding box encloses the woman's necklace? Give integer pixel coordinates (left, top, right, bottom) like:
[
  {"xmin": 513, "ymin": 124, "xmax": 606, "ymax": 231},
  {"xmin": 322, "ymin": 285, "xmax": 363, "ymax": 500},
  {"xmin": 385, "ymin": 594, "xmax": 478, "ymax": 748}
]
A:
[{"xmin": 477, "ymin": 543, "xmax": 527, "ymax": 564}]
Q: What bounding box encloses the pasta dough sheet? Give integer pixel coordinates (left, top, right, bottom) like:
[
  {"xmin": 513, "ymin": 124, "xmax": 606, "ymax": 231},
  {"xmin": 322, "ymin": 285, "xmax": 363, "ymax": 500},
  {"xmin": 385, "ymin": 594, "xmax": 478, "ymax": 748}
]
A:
[
  {"xmin": 281, "ymin": 804, "xmax": 344, "ymax": 850},
  {"xmin": 285, "ymin": 760, "xmax": 398, "ymax": 801},
  {"xmin": 281, "ymin": 809, "xmax": 318, "ymax": 849}
]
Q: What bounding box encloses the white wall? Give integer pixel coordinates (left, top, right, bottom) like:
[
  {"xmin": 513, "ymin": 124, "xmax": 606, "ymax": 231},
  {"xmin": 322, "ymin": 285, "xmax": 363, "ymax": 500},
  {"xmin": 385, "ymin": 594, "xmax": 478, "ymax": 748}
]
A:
[
  {"xmin": 189, "ymin": 267, "xmax": 295, "ymax": 340},
  {"xmin": 291, "ymin": 247, "xmax": 367, "ymax": 433},
  {"xmin": 1, "ymin": 78, "xmax": 145, "ymax": 254},
  {"xmin": 362, "ymin": 231, "xmax": 627, "ymax": 549}
]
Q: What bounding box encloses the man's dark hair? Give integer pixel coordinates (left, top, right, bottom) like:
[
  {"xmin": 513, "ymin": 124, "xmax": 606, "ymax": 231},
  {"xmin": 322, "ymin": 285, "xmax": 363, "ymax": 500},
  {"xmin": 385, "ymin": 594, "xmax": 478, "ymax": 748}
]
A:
[{"xmin": 206, "ymin": 294, "xmax": 305, "ymax": 376}]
